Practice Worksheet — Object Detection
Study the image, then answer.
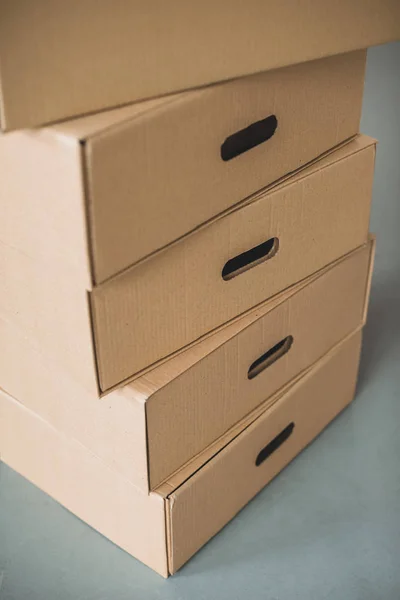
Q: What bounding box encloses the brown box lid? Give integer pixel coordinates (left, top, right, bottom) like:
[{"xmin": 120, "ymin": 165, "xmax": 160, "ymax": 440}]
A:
[{"xmin": 0, "ymin": 0, "xmax": 399, "ymax": 130}]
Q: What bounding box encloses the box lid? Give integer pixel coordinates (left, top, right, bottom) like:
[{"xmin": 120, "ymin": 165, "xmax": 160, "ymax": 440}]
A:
[{"xmin": 1, "ymin": 0, "xmax": 399, "ymax": 130}]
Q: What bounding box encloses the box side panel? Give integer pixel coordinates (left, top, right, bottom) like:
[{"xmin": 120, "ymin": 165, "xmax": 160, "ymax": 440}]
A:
[
  {"xmin": 147, "ymin": 241, "xmax": 374, "ymax": 489},
  {"xmin": 166, "ymin": 331, "xmax": 362, "ymax": 574},
  {"xmin": 92, "ymin": 141, "xmax": 375, "ymax": 391},
  {"xmin": 0, "ymin": 128, "xmax": 90, "ymax": 286},
  {"xmin": 0, "ymin": 240, "xmax": 97, "ymax": 393},
  {"xmin": 88, "ymin": 50, "xmax": 366, "ymax": 281},
  {"xmin": 1, "ymin": 0, "xmax": 399, "ymax": 129},
  {"xmin": 0, "ymin": 314, "xmax": 149, "ymax": 491},
  {"xmin": 0, "ymin": 391, "xmax": 168, "ymax": 577}
]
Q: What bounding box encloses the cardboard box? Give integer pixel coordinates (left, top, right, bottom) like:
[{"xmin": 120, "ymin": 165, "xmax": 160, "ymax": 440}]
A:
[
  {"xmin": 0, "ymin": 1, "xmax": 399, "ymax": 130},
  {"xmin": 0, "ymin": 51, "xmax": 367, "ymax": 284},
  {"xmin": 0, "ymin": 240, "xmax": 375, "ymax": 492},
  {"xmin": 0, "ymin": 330, "xmax": 363, "ymax": 576},
  {"xmin": 0, "ymin": 136, "xmax": 375, "ymax": 394}
]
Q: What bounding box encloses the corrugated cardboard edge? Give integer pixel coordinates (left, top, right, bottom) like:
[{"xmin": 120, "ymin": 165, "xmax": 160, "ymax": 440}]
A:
[
  {"xmin": 0, "ymin": 62, "xmax": 5, "ymax": 131},
  {"xmin": 156, "ymin": 234, "xmax": 375, "ymax": 497},
  {"xmin": 80, "ymin": 140, "xmax": 98, "ymax": 292},
  {"xmin": 362, "ymin": 234, "xmax": 376, "ymax": 325},
  {"xmin": 156, "ymin": 325, "xmax": 363, "ymax": 499},
  {"xmin": 79, "ymin": 132, "xmax": 104, "ymax": 396}
]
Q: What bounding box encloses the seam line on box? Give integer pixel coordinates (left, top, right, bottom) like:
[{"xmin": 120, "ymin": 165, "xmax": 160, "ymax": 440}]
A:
[
  {"xmin": 79, "ymin": 141, "xmax": 97, "ymax": 287},
  {"xmin": 144, "ymin": 404, "xmax": 151, "ymax": 494},
  {"xmin": 86, "ymin": 290, "xmax": 103, "ymax": 397},
  {"xmin": 164, "ymin": 497, "xmax": 174, "ymax": 576}
]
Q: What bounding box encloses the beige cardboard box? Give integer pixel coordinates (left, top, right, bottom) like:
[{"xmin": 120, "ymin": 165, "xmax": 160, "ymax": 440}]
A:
[
  {"xmin": 0, "ymin": 135, "xmax": 376, "ymax": 394},
  {"xmin": 0, "ymin": 1, "xmax": 399, "ymax": 130},
  {"xmin": 0, "ymin": 240, "xmax": 374, "ymax": 492},
  {"xmin": 0, "ymin": 330, "xmax": 363, "ymax": 576},
  {"xmin": 0, "ymin": 51, "xmax": 367, "ymax": 284}
]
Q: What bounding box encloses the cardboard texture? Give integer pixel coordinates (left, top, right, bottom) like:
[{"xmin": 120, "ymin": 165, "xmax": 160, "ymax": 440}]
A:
[
  {"xmin": 0, "ymin": 240, "xmax": 375, "ymax": 492},
  {"xmin": 92, "ymin": 135, "xmax": 375, "ymax": 390},
  {"xmin": 0, "ymin": 0, "xmax": 399, "ymax": 130},
  {"xmin": 162, "ymin": 331, "xmax": 363, "ymax": 573},
  {"xmin": 0, "ymin": 51, "xmax": 367, "ymax": 284},
  {"xmin": 139, "ymin": 241, "xmax": 374, "ymax": 489},
  {"xmin": 0, "ymin": 136, "xmax": 376, "ymax": 394},
  {"xmin": 0, "ymin": 331, "xmax": 363, "ymax": 576}
]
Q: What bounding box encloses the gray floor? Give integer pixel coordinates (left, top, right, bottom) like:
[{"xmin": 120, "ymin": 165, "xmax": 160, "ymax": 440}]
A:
[{"xmin": 1, "ymin": 42, "xmax": 399, "ymax": 600}]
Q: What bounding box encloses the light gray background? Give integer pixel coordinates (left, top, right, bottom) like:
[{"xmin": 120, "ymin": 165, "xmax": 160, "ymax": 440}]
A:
[{"xmin": 1, "ymin": 41, "xmax": 399, "ymax": 600}]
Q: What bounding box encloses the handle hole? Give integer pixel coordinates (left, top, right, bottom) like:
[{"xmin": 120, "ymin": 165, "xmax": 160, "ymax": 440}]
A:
[
  {"xmin": 222, "ymin": 237, "xmax": 279, "ymax": 281},
  {"xmin": 248, "ymin": 335, "xmax": 293, "ymax": 380},
  {"xmin": 255, "ymin": 423, "xmax": 295, "ymax": 466},
  {"xmin": 221, "ymin": 114, "xmax": 278, "ymax": 161}
]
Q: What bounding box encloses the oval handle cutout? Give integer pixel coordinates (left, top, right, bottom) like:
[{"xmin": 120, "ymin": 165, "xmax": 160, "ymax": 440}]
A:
[
  {"xmin": 221, "ymin": 114, "xmax": 278, "ymax": 161},
  {"xmin": 255, "ymin": 422, "xmax": 295, "ymax": 466},
  {"xmin": 222, "ymin": 237, "xmax": 279, "ymax": 281},
  {"xmin": 248, "ymin": 335, "xmax": 293, "ymax": 380}
]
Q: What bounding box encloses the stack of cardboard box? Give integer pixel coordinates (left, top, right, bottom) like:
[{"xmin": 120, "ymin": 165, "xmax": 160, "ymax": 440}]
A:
[{"xmin": 0, "ymin": 3, "xmax": 399, "ymax": 577}]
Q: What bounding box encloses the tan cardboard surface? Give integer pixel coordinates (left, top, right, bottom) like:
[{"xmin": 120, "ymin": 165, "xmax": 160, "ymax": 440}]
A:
[
  {"xmin": 0, "ymin": 238, "xmax": 99, "ymax": 394},
  {"xmin": 0, "ymin": 392, "xmax": 168, "ymax": 577},
  {"xmin": 0, "ymin": 240, "xmax": 374, "ymax": 493},
  {"xmin": 0, "ymin": 135, "xmax": 375, "ymax": 394},
  {"xmin": 0, "ymin": 331, "xmax": 362, "ymax": 576},
  {"xmin": 0, "ymin": 137, "xmax": 375, "ymax": 395},
  {"xmin": 0, "ymin": 0, "xmax": 399, "ymax": 130},
  {"xmin": 164, "ymin": 331, "xmax": 362, "ymax": 573},
  {"xmin": 92, "ymin": 136, "xmax": 376, "ymax": 391},
  {"xmin": 0, "ymin": 315, "xmax": 150, "ymax": 491},
  {"xmin": 0, "ymin": 51, "xmax": 366, "ymax": 283},
  {"xmin": 0, "ymin": 128, "xmax": 90, "ymax": 287},
  {"xmin": 141, "ymin": 240, "xmax": 374, "ymax": 489}
]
